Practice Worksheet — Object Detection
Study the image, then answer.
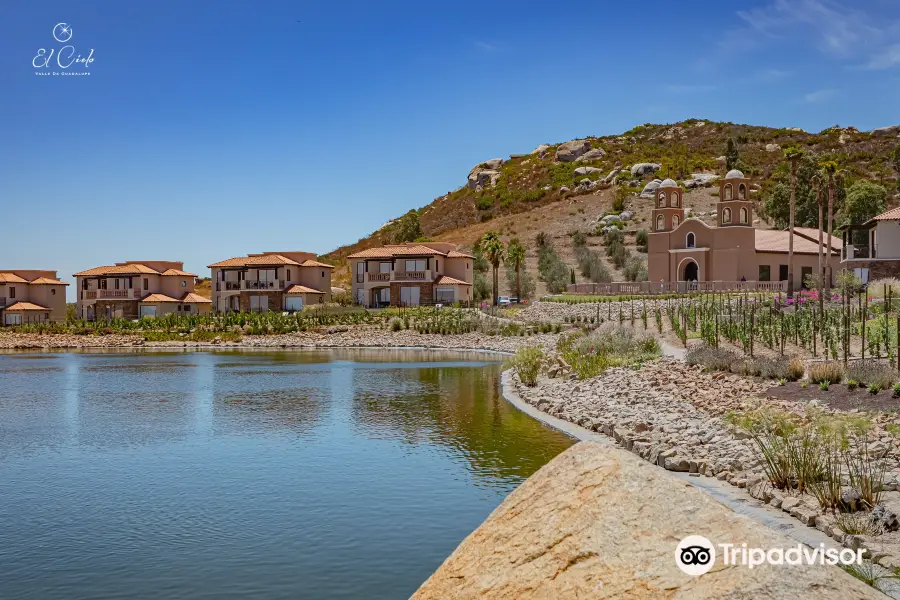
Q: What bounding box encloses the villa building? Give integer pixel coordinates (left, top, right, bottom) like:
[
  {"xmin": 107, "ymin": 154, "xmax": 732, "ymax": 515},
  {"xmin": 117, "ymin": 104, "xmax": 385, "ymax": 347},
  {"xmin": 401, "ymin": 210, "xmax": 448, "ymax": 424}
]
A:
[
  {"xmin": 648, "ymin": 170, "xmax": 842, "ymax": 288},
  {"xmin": 0, "ymin": 270, "xmax": 68, "ymax": 325},
  {"xmin": 348, "ymin": 243, "xmax": 473, "ymax": 307},
  {"xmin": 208, "ymin": 251, "xmax": 333, "ymax": 313},
  {"xmin": 74, "ymin": 261, "xmax": 210, "ymax": 320},
  {"xmin": 841, "ymin": 207, "xmax": 900, "ymax": 284}
]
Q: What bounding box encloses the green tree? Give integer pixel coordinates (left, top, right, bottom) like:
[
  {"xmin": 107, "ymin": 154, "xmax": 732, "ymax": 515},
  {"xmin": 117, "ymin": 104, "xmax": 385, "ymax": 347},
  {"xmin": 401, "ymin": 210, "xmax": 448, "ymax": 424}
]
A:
[
  {"xmin": 505, "ymin": 263, "xmax": 535, "ymax": 300},
  {"xmin": 473, "ymin": 272, "xmax": 490, "ymax": 302},
  {"xmin": 480, "ymin": 231, "xmax": 505, "ymax": 305},
  {"xmin": 891, "ymin": 145, "xmax": 900, "ymax": 193},
  {"xmin": 762, "ymin": 154, "xmax": 846, "ymax": 229},
  {"xmin": 392, "ymin": 210, "xmax": 423, "ymax": 243},
  {"xmin": 842, "ymin": 180, "xmax": 887, "ymax": 227},
  {"xmin": 725, "ymin": 137, "xmax": 740, "ymax": 171},
  {"xmin": 784, "ymin": 146, "xmax": 804, "ymax": 298},
  {"xmin": 506, "ymin": 237, "xmax": 526, "ymax": 301}
]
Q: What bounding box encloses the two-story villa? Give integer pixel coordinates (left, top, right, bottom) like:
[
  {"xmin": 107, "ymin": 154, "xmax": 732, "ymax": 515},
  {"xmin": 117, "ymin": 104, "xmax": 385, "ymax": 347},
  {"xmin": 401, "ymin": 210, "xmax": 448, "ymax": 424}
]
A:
[
  {"xmin": 348, "ymin": 243, "xmax": 473, "ymax": 307},
  {"xmin": 0, "ymin": 270, "xmax": 68, "ymax": 325},
  {"xmin": 208, "ymin": 251, "xmax": 333, "ymax": 313},
  {"xmin": 841, "ymin": 207, "xmax": 900, "ymax": 284},
  {"xmin": 74, "ymin": 261, "xmax": 210, "ymax": 320}
]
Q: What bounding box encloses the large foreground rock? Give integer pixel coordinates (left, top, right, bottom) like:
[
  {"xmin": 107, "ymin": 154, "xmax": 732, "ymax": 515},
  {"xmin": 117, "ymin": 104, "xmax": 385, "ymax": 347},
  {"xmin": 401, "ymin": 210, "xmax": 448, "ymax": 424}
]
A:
[{"xmin": 412, "ymin": 441, "xmax": 881, "ymax": 600}]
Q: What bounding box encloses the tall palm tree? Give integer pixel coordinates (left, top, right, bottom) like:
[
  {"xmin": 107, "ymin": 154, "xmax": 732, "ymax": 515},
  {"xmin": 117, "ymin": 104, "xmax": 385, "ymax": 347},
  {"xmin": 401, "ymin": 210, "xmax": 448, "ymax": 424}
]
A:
[
  {"xmin": 783, "ymin": 146, "xmax": 804, "ymax": 298},
  {"xmin": 480, "ymin": 231, "xmax": 505, "ymax": 306},
  {"xmin": 506, "ymin": 237, "xmax": 526, "ymax": 301},
  {"xmin": 812, "ymin": 173, "xmax": 824, "ymax": 286},
  {"xmin": 820, "ymin": 160, "xmax": 840, "ymax": 295}
]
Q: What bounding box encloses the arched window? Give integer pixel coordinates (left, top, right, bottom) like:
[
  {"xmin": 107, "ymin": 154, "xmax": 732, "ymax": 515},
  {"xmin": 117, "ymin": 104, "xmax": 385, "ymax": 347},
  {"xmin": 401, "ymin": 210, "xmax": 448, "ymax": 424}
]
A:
[
  {"xmin": 722, "ymin": 207, "xmax": 732, "ymax": 224},
  {"xmin": 739, "ymin": 184, "xmax": 746, "ymax": 199},
  {"xmin": 740, "ymin": 207, "xmax": 748, "ymax": 224},
  {"xmin": 672, "ymin": 214, "xmax": 680, "ymax": 228},
  {"xmin": 672, "ymin": 191, "xmax": 680, "ymax": 207},
  {"xmin": 656, "ymin": 214, "xmax": 665, "ymax": 231},
  {"xmin": 686, "ymin": 232, "xmax": 696, "ymax": 248},
  {"xmin": 658, "ymin": 193, "xmax": 665, "ymax": 208},
  {"xmin": 724, "ymin": 184, "xmax": 733, "ymax": 200}
]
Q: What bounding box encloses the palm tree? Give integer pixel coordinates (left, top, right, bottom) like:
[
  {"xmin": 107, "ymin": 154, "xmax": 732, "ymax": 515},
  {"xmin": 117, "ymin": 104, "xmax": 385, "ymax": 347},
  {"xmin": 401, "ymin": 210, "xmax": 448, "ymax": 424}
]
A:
[
  {"xmin": 812, "ymin": 172, "xmax": 825, "ymax": 311},
  {"xmin": 506, "ymin": 237, "xmax": 526, "ymax": 301},
  {"xmin": 480, "ymin": 231, "xmax": 505, "ymax": 306},
  {"xmin": 820, "ymin": 160, "xmax": 840, "ymax": 295},
  {"xmin": 783, "ymin": 146, "xmax": 804, "ymax": 298}
]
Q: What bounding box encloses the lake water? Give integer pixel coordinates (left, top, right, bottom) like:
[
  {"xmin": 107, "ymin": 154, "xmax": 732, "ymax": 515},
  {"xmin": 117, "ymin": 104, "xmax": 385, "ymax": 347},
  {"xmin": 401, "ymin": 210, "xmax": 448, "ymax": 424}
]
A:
[{"xmin": 0, "ymin": 349, "xmax": 573, "ymax": 600}]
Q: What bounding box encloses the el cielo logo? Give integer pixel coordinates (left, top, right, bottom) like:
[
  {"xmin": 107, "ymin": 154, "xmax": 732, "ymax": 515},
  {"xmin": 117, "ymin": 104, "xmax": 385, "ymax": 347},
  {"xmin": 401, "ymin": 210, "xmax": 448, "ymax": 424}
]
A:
[
  {"xmin": 676, "ymin": 535, "xmax": 716, "ymax": 576},
  {"xmin": 33, "ymin": 22, "xmax": 95, "ymax": 75}
]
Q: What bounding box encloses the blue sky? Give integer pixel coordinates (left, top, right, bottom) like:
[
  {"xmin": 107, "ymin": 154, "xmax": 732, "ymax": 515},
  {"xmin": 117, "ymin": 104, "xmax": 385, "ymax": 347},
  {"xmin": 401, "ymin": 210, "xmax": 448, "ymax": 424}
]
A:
[{"xmin": 2, "ymin": 0, "xmax": 900, "ymax": 298}]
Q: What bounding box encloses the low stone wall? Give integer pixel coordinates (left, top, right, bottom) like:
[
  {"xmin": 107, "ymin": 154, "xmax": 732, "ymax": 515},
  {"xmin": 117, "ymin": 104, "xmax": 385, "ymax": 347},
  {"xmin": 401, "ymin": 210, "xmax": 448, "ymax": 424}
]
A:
[{"xmin": 412, "ymin": 442, "xmax": 881, "ymax": 599}]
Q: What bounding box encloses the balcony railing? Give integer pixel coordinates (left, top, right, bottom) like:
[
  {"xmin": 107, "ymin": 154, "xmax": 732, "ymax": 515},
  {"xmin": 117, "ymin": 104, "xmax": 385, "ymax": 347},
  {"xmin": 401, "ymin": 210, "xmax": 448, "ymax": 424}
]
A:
[
  {"xmin": 393, "ymin": 270, "xmax": 427, "ymax": 281},
  {"xmin": 243, "ymin": 280, "xmax": 284, "ymax": 290},
  {"xmin": 367, "ymin": 272, "xmax": 391, "ymax": 282},
  {"xmin": 843, "ymin": 244, "xmax": 873, "ymax": 260},
  {"xmin": 82, "ymin": 289, "xmax": 142, "ymax": 299},
  {"xmin": 222, "ymin": 281, "xmax": 242, "ymax": 291}
]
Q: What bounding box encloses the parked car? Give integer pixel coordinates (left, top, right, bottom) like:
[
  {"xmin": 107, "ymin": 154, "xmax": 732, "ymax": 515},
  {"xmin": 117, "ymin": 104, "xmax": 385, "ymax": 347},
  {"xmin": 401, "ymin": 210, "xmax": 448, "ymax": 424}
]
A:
[
  {"xmin": 497, "ymin": 296, "xmax": 511, "ymax": 307},
  {"xmin": 509, "ymin": 297, "xmax": 519, "ymax": 305}
]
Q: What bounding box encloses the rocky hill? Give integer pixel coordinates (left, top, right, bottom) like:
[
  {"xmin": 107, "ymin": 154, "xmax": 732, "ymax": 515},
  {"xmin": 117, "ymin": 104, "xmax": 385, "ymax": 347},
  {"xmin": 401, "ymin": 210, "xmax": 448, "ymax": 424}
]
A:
[{"xmin": 325, "ymin": 119, "xmax": 900, "ymax": 294}]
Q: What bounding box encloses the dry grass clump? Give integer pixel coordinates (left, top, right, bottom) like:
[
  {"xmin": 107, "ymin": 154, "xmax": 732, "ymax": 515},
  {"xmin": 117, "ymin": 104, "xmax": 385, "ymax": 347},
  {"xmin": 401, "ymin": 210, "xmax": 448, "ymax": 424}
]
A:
[
  {"xmin": 686, "ymin": 345, "xmax": 737, "ymax": 372},
  {"xmin": 809, "ymin": 361, "xmax": 845, "ymax": 384},
  {"xmin": 687, "ymin": 345, "xmax": 803, "ymax": 381},
  {"xmin": 847, "ymin": 361, "xmax": 896, "ymax": 391}
]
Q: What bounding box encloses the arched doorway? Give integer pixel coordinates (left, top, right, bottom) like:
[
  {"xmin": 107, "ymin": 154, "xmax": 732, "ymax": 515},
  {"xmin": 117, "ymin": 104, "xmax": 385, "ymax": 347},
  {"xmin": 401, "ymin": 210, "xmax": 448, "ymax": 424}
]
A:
[{"xmin": 682, "ymin": 260, "xmax": 698, "ymax": 282}]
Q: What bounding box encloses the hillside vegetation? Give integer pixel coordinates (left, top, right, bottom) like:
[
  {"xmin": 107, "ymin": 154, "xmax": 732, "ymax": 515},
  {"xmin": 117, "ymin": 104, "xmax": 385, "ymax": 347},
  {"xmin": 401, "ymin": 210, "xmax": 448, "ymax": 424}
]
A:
[{"xmin": 325, "ymin": 119, "xmax": 900, "ymax": 294}]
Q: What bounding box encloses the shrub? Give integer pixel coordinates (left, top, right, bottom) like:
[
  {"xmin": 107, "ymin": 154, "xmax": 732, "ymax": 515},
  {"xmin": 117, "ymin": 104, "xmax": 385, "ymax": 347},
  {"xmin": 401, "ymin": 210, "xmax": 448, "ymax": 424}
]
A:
[
  {"xmin": 685, "ymin": 345, "xmax": 738, "ymax": 372},
  {"xmin": 390, "ymin": 317, "xmax": 403, "ymax": 332},
  {"xmin": 808, "ymin": 361, "xmax": 844, "ymax": 384},
  {"xmin": 558, "ymin": 324, "xmax": 660, "ymax": 379},
  {"xmin": 847, "ymin": 361, "xmax": 896, "ymax": 389},
  {"xmin": 635, "ymin": 229, "xmax": 649, "ymax": 252},
  {"xmin": 504, "ymin": 346, "xmax": 544, "ymax": 387}
]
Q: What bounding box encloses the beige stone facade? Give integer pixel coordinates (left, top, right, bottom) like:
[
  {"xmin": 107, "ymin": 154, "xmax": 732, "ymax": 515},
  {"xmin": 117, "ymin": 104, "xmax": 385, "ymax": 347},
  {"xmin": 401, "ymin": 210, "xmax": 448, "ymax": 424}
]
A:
[
  {"xmin": 208, "ymin": 251, "xmax": 333, "ymax": 313},
  {"xmin": 74, "ymin": 261, "xmax": 210, "ymax": 321},
  {"xmin": 348, "ymin": 243, "xmax": 473, "ymax": 307},
  {"xmin": 0, "ymin": 270, "xmax": 68, "ymax": 325},
  {"xmin": 648, "ymin": 171, "xmax": 841, "ymax": 289}
]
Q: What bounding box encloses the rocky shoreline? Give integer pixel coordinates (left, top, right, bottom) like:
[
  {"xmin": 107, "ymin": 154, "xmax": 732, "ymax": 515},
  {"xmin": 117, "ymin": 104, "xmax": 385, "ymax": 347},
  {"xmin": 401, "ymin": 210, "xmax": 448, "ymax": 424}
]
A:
[
  {"xmin": 507, "ymin": 358, "xmax": 900, "ymax": 573},
  {"xmin": 0, "ymin": 329, "xmax": 560, "ymax": 355}
]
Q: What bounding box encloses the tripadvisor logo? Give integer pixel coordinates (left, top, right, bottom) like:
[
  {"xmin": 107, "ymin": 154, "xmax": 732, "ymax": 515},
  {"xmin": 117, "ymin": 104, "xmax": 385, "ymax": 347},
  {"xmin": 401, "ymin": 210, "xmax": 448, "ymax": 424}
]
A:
[
  {"xmin": 33, "ymin": 23, "xmax": 95, "ymax": 76},
  {"xmin": 676, "ymin": 535, "xmax": 864, "ymax": 576}
]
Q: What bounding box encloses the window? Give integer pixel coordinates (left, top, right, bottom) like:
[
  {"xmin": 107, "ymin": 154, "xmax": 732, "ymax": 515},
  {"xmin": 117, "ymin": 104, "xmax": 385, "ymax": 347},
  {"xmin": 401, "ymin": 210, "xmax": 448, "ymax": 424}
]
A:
[
  {"xmin": 181, "ymin": 280, "xmax": 187, "ymax": 287},
  {"xmin": 379, "ymin": 262, "xmax": 391, "ymax": 273},
  {"xmin": 258, "ymin": 269, "xmax": 276, "ymax": 283},
  {"xmin": 9, "ymin": 287, "xmax": 15, "ymax": 299},
  {"xmin": 740, "ymin": 207, "xmax": 748, "ymax": 224},
  {"xmin": 672, "ymin": 214, "xmax": 680, "ymax": 228},
  {"xmin": 144, "ymin": 278, "xmax": 149, "ymax": 289},
  {"xmin": 779, "ymin": 265, "xmax": 789, "ymax": 281},
  {"xmin": 99, "ymin": 279, "xmax": 107, "ymax": 290},
  {"xmin": 321, "ymin": 270, "xmax": 325, "ymax": 278},
  {"xmin": 400, "ymin": 286, "xmax": 421, "ymax": 306},
  {"xmin": 436, "ymin": 288, "xmax": 455, "ymax": 303},
  {"xmin": 436, "ymin": 260, "xmax": 439, "ymax": 271},
  {"xmin": 405, "ymin": 259, "xmax": 426, "ymax": 272},
  {"xmin": 656, "ymin": 214, "xmax": 665, "ymax": 231},
  {"xmin": 854, "ymin": 267, "xmax": 870, "ymax": 284},
  {"xmin": 286, "ymin": 269, "xmax": 291, "ymax": 280},
  {"xmin": 250, "ymin": 295, "xmax": 269, "ymax": 313},
  {"xmin": 356, "ymin": 261, "xmax": 364, "ymax": 283},
  {"xmin": 51, "ymin": 289, "xmax": 56, "ymax": 295},
  {"xmin": 379, "ymin": 288, "xmax": 390, "ymax": 304},
  {"xmin": 672, "ymin": 192, "xmax": 680, "ymax": 207},
  {"xmin": 739, "ymin": 184, "xmax": 746, "ymax": 199},
  {"xmin": 758, "ymin": 265, "xmax": 771, "ymax": 281},
  {"xmin": 724, "ymin": 184, "xmax": 733, "ymax": 200},
  {"xmin": 686, "ymin": 232, "xmax": 696, "ymax": 248},
  {"xmin": 658, "ymin": 194, "xmax": 665, "ymax": 208},
  {"xmin": 722, "ymin": 208, "xmax": 731, "ymax": 224},
  {"xmin": 115, "ymin": 279, "xmax": 120, "ymax": 290}
]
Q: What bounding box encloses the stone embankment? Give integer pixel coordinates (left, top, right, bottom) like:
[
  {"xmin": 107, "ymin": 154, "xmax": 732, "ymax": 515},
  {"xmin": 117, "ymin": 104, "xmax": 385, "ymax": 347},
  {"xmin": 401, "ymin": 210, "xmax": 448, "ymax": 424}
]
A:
[
  {"xmin": 0, "ymin": 329, "xmax": 560, "ymax": 354},
  {"xmin": 511, "ymin": 358, "xmax": 900, "ymax": 572},
  {"xmin": 412, "ymin": 441, "xmax": 882, "ymax": 599}
]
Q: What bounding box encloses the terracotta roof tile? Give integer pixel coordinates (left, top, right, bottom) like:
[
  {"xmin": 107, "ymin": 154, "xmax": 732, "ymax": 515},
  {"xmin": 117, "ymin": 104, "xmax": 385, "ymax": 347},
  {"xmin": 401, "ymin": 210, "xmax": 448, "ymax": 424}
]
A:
[
  {"xmin": 446, "ymin": 250, "xmax": 474, "ymax": 258},
  {"xmin": 29, "ymin": 277, "xmax": 69, "ymax": 285},
  {"xmin": 181, "ymin": 292, "xmax": 212, "ymax": 303},
  {"xmin": 0, "ymin": 273, "xmax": 28, "ymax": 283},
  {"xmin": 300, "ymin": 260, "xmax": 335, "ymax": 269},
  {"xmin": 285, "ymin": 285, "xmax": 325, "ymax": 295},
  {"xmin": 435, "ymin": 275, "xmax": 472, "ymax": 286},
  {"xmin": 868, "ymin": 207, "xmax": 900, "ymax": 223},
  {"xmin": 160, "ymin": 268, "xmax": 197, "ymax": 277},
  {"xmin": 4, "ymin": 301, "xmax": 50, "ymax": 311},
  {"xmin": 794, "ymin": 227, "xmax": 844, "ymax": 249},
  {"xmin": 208, "ymin": 254, "xmax": 303, "ymax": 268},
  {"xmin": 140, "ymin": 293, "xmax": 180, "ymax": 303},
  {"xmin": 754, "ymin": 230, "xmax": 840, "ymax": 255},
  {"xmin": 348, "ymin": 245, "xmax": 449, "ymax": 259},
  {"xmin": 74, "ymin": 263, "xmax": 161, "ymax": 276}
]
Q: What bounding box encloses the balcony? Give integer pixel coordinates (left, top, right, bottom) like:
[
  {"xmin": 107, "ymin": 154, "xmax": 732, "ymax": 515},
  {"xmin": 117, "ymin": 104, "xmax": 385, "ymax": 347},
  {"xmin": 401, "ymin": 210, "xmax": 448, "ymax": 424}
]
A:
[
  {"xmin": 220, "ymin": 281, "xmax": 242, "ymax": 291},
  {"xmin": 367, "ymin": 272, "xmax": 391, "ymax": 282},
  {"xmin": 242, "ymin": 280, "xmax": 284, "ymax": 290},
  {"xmin": 393, "ymin": 270, "xmax": 429, "ymax": 281},
  {"xmin": 843, "ymin": 245, "xmax": 874, "ymax": 260}
]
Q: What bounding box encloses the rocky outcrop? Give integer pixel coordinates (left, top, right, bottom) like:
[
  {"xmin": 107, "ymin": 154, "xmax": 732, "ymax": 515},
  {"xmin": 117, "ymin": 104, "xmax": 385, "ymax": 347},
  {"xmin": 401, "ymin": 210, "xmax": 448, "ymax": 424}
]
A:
[
  {"xmin": 556, "ymin": 140, "xmax": 591, "ymax": 162},
  {"xmin": 631, "ymin": 162, "xmax": 661, "ymax": 176},
  {"xmin": 639, "ymin": 178, "xmax": 662, "ymax": 198},
  {"xmin": 467, "ymin": 161, "xmax": 503, "ymax": 191},
  {"xmin": 604, "ymin": 164, "xmax": 624, "ymax": 184},
  {"xmin": 573, "ymin": 166, "xmax": 603, "ymax": 177},
  {"xmin": 575, "ymin": 147, "xmax": 606, "ymax": 162},
  {"xmin": 683, "ymin": 173, "xmax": 719, "ymax": 189},
  {"xmin": 413, "ymin": 442, "xmax": 881, "ymax": 600},
  {"xmin": 872, "ymin": 125, "xmax": 900, "ymax": 137},
  {"xmin": 765, "ymin": 143, "xmax": 781, "ymax": 152}
]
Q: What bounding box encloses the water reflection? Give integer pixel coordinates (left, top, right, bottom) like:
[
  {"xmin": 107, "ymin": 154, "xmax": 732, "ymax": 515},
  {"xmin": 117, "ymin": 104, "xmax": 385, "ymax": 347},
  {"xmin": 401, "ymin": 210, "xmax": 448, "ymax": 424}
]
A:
[{"xmin": 0, "ymin": 349, "xmax": 573, "ymax": 600}]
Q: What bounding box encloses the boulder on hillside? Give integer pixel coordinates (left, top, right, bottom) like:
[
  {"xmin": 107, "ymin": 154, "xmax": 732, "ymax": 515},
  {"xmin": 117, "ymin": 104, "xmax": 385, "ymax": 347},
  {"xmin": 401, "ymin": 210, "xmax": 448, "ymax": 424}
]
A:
[
  {"xmin": 575, "ymin": 148, "xmax": 607, "ymax": 162},
  {"xmin": 573, "ymin": 166, "xmax": 603, "ymax": 177},
  {"xmin": 871, "ymin": 125, "xmax": 900, "ymax": 137},
  {"xmin": 480, "ymin": 158, "xmax": 505, "ymax": 170},
  {"xmin": 603, "ymin": 165, "xmax": 624, "ymax": 184},
  {"xmin": 639, "ymin": 179, "xmax": 662, "ymax": 198},
  {"xmin": 619, "ymin": 211, "xmax": 633, "ymax": 221},
  {"xmin": 683, "ymin": 173, "xmax": 719, "ymax": 188},
  {"xmin": 765, "ymin": 143, "xmax": 781, "ymax": 152},
  {"xmin": 556, "ymin": 140, "xmax": 591, "ymax": 162},
  {"xmin": 412, "ymin": 441, "xmax": 883, "ymax": 600},
  {"xmin": 467, "ymin": 165, "xmax": 501, "ymax": 191},
  {"xmin": 531, "ymin": 144, "xmax": 550, "ymax": 155},
  {"xmin": 631, "ymin": 163, "xmax": 661, "ymax": 177}
]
